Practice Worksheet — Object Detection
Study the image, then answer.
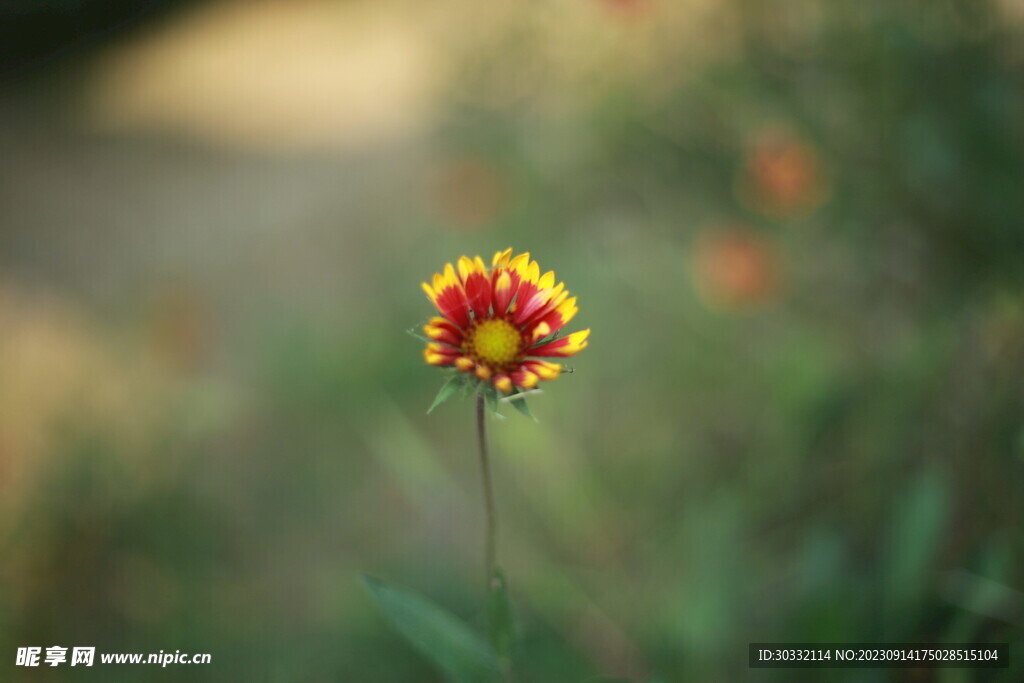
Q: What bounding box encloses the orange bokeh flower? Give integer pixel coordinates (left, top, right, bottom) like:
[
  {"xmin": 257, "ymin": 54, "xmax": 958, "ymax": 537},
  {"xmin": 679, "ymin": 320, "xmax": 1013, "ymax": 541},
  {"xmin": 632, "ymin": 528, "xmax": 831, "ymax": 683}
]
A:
[
  {"xmin": 599, "ymin": 0, "xmax": 654, "ymax": 20},
  {"xmin": 421, "ymin": 249, "xmax": 589, "ymax": 393},
  {"xmin": 738, "ymin": 128, "xmax": 828, "ymax": 218},
  {"xmin": 693, "ymin": 229, "xmax": 780, "ymax": 309}
]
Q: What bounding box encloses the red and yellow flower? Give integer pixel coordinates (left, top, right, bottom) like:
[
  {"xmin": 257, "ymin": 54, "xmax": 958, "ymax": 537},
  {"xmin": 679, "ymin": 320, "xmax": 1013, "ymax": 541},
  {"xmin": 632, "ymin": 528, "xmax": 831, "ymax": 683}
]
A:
[{"xmin": 421, "ymin": 249, "xmax": 589, "ymax": 393}]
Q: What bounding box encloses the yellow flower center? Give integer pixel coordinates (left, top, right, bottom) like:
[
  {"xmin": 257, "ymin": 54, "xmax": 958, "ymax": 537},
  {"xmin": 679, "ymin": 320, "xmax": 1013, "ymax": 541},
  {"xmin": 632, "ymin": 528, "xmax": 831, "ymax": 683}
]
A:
[{"xmin": 466, "ymin": 318, "xmax": 523, "ymax": 369}]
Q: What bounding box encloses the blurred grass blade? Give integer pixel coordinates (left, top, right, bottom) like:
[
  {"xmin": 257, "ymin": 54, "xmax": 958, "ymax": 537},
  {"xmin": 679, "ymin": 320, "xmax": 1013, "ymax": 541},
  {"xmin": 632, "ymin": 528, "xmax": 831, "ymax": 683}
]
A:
[
  {"xmin": 890, "ymin": 471, "xmax": 948, "ymax": 593},
  {"xmin": 427, "ymin": 375, "xmax": 463, "ymax": 414},
  {"xmin": 884, "ymin": 470, "xmax": 948, "ymax": 631},
  {"xmin": 363, "ymin": 576, "xmax": 502, "ymax": 683},
  {"xmin": 487, "ymin": 568, "xmax": 514, "ymax": 663}
]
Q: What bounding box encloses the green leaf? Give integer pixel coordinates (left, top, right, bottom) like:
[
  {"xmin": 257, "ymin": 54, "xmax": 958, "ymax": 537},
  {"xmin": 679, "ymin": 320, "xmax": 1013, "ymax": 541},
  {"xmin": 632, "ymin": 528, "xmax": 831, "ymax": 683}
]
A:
[
  {"xmin": 427, "ymin": 375, "xmax": 463, "ymax": 414},
  {"xmin": 460, "ymin": 375, "xmax": 479, "ymax": 399},
  {"xmin": 487, "ymin": 568, "xmax": 514, "ymax": 663},
  {"xmin": 363, "ymin": 576, "xmax": 502, "ymax": 683}
]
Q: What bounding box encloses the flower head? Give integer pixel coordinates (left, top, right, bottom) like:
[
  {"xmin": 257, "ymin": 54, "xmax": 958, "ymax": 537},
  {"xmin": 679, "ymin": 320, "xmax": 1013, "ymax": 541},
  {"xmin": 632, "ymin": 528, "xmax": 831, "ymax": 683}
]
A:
[{"xmin": 421, "ymin": 249, "xmax": 589, "ymax": 393}]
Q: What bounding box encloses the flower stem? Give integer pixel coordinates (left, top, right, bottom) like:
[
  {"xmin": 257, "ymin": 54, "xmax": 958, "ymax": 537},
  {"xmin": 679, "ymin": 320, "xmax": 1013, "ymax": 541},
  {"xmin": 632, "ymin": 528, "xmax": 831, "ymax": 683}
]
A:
[{"xmin": 475, "ymin": 392, "xmax": 497, "ymax": 587}]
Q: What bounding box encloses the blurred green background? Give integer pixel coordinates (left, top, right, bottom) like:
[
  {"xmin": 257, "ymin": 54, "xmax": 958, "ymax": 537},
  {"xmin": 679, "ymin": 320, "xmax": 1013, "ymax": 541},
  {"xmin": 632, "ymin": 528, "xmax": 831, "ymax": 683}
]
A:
[{"xmin": 1, "ymin": 0, "xmax": 1022, "ymax": 680}]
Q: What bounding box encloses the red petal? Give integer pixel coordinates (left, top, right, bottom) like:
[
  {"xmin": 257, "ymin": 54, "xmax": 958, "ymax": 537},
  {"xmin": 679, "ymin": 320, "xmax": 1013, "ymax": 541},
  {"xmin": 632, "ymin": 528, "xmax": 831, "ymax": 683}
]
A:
[
  {"xmin": 513, "ymin": 290, "xmax": 553, "ymax": 325},
  {"xmin": 463, "ymin": 271, "xmax": 492, "ymax": 319},
  {"xmin": 424, "ymin": 324, "xmax": 463, "ymax": 347},
  {"xmin": 529, "ymin": 329, "xmax": 589, "ymax": 357},
  {"xmin": 491, "ymin": 269, "xmax": 518, "ymax": 315},
  {"xmin": 510, "ymin": 368, "xmax": 539, "ymax": 389},
  {"xmin": 434, "ymin": 285, "xmax": 470, "ymax": 328}
]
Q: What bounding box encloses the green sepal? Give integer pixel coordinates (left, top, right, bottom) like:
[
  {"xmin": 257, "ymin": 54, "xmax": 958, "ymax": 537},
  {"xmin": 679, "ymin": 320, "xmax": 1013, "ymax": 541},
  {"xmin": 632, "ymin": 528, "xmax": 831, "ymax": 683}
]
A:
[
  {"xmin": 460, "ymin": 375, "xmax": 478, "ymax": 399},
  {"xmin": 427, "ymin": 373, "xmax": 466, "ymax": 414},
  {"xmin": 480, "ymin": 383, "xmax": 505, "ymax": 419},
  {"xmin": 500, "ymin": 389, "xmax": 540, "ymax": 421},
  {"xmin": 508, "ymin": 395, "xmax": 536, "ymax": 421}
]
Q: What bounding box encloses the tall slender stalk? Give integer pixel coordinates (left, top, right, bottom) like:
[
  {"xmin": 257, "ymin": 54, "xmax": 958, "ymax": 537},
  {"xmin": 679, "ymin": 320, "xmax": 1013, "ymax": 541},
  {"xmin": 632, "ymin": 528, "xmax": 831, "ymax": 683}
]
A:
[{"xmin": 475, "ymin": 392, "xmax": 497, "ymax": 587}]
